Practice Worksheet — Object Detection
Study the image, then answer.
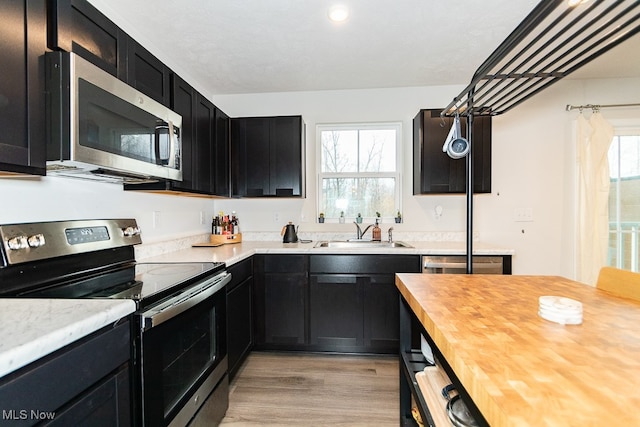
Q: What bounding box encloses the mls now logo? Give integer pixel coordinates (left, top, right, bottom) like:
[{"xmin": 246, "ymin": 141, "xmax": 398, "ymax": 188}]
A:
[{"xmin": 2, "ymin": 410, "xmax": 56, "ymax": 420}]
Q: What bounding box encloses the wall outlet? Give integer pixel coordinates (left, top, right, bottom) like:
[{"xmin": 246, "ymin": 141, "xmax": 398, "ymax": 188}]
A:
[
  {"xmin": 200, "ymin": 211, "xmax": 205, "ymax": 225},
  {"xmin": 274, "ymin": 212, "xmax": 279, "ymax": 222},
  {"xmin": 513, "ymin": 207, "xmax": 533, "ymax": 222}
]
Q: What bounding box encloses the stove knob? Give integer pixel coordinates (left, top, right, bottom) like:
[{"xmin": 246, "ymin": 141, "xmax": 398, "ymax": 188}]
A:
[
  {"xmin": 123, "ymin": 226, "xmax": 141, "ymax": 237},
  {"xmin": 6, "ymin": 236, "xmax": 28, "ymax": 250},
  {"xmin": 27, "ymin": 233, "xmax": 46, "ymax": 248}
]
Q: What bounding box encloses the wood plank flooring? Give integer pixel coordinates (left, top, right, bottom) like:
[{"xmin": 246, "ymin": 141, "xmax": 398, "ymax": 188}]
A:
[{"xmin": 220, "ymin": 352, "xmax": 399, "ymax": 426}]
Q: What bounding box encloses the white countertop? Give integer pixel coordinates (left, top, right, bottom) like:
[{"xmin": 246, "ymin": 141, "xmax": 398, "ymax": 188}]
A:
[
  {"xmin": 0, "ymin": 299, "xmax": 136, "ymax": 378},
  {"xmin": 139, "ymin": 240, "xmax": 514, "ymax": 266}
]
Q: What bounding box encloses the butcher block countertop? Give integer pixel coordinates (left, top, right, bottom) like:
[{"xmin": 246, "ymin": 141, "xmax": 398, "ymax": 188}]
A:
[{"xmin": 395, "ymin": 273, "xmax": 640, "ymax": 427}]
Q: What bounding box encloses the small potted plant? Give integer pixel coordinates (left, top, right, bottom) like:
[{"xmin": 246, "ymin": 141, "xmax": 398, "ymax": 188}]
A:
[
  {"xmin": 395, "ymin": 210, "xmax": 402, "ymax": 223},
  {"xmin": 318, "ymin": 213, "xmax": 325, "ymax": 223},
  {"xmin": 375, "ymin": 211, "xmax": 381, "ymax": 224},
  {"xmin": 339, "ymin": 211, "xmax": 345, "ymax": 224},
  {"xmin": 356, "ymin": 213, "xmax": 363, "ymax": 224}
]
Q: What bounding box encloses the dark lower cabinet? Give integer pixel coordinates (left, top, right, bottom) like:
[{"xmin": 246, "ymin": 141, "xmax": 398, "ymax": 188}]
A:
[
  {"xmin": 0, "ymin": 320, "xmax": 131, "ymax": 426},
  {"xmin": 253, "ymin": 254, "xmax": 420, "ymax": 354},
  {"xmin": 0, "ymin": 0, "xmax": 47, "ymax": 176},
  {"xmin": 363, "ymin": 276, "xmax": 402, "ymax": 352},
  {"xmin": 309, "ymin": 275, "xmax": 363, "ymax": 351},
  {"xmin": 253, "ymin": 255, "xmax": 308, "ymax": 349},
  {"xmin": 309, "ymin": 255, "xmax": 421, "ymax": 354},
  {"xmin": 226, "ymin": 258, "xmax": 253, "ymax": 380}
]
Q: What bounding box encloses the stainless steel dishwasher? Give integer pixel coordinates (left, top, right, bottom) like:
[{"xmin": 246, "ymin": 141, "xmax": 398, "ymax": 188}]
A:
[{"xmin": 422, "ymin": 255, "xmax": 504, "ymax": 274}]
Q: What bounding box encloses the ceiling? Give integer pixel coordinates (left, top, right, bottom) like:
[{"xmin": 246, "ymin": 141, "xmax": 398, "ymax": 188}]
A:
[{"xmin": 88, "ymin": 0, "xmax": 640, "ymax": 96}]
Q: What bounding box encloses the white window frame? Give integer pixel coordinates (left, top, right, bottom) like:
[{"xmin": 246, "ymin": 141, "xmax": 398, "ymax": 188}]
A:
[
  {"xmin": 608, "ymin": 122, "xmax": 640, "ymax": 272},
  {"xmin": 316, "ymin": 122, "xmax": 402, "ymax": 222}
]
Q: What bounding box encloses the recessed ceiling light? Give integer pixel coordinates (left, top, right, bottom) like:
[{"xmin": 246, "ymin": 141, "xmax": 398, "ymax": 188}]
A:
[{"xmin": 328, "ymin": 4, "xmax": 349, "ymax": 23}]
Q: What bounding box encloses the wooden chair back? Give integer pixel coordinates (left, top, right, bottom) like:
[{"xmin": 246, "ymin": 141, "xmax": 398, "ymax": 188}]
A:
[{"xmin": 596, "ymin": 267, "xmax": 640, "ymax": 302}]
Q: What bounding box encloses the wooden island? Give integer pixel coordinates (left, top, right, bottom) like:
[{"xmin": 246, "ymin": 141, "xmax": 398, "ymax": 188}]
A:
[{"xmin": 396, "ymin": 273, "xmax": 640, "ymax": 427}]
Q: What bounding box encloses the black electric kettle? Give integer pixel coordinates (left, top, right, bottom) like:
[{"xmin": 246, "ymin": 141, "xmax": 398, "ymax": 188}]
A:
[{"xmin": 281, "ymin": 222, "xmax": 299, "ymax": 243}]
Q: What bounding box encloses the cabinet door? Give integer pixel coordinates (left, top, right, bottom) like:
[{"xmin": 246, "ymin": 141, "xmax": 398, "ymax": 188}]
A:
[
  {"xmin": 231, "ymin": 117, "xmax": 270, "ymax": 197},
  {"xmin": 49, "ymin": 0, "xmax": 127, "ymax": 77},
  {"xmin": 170, "ymin": 74, "xmax": 196, "ymax": 190},
  {"xmin": 126, "ymin": 38, "xmax": 170, "ymax": 106},
  {"xmin": 0, "ymin": 0, "xmax": 46, "ymax": 176},
  {"xmin": 194, "ymin": 95, "xmax": 215, "ymax": 193},
  {"xmin": 213, "ymin": 108, "xmax": 230, "ymax": 197},
  {"xmin": 253, "ymin": 255, "xmax": 308, "ymax": 348},
  {"xmin": 363, "ymin": 276, "xmax": 400, "ymax": 352},
  {"xmin": 261, "ymin": 273, "xmax": 306, "ymax": 345},
  {"xmin": 414, "ymin": 109, "xmax": 491, "ymax": 194},
  {"xmin": 270, "ymin": 116, "xmax": 303, "ymax": 196},
  {"xmin": 309, "ymin": 275, "xmax": 363, "ymax": 351},
  {"xmin": 227, "ymin": 276, "xmax": 252, "ymax": 379}
]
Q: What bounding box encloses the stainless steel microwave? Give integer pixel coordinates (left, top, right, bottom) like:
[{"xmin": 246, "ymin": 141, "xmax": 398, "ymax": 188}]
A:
[{"xmin": 46, "ymin": 51, "xmax": 182, "ymax": 183}]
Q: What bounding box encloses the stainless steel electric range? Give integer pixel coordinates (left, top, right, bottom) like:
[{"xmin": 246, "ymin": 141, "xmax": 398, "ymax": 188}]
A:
[{"xmin": 0, "ymin": 219, "xmax": 230, "ymax": 427}]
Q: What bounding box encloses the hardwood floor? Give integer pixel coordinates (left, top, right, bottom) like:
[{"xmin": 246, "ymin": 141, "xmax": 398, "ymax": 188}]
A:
[{"xmin": 220, "ymin": 352, "xmax": 399, "ymax": 426}]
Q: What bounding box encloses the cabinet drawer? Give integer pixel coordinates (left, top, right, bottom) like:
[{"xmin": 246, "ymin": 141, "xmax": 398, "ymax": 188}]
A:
[
  {"xmin": 309, "ymin": 255, "xmax": 420, "ymax": 274},
  {"xmin": 0, "ymin": 322, "xmax": 130, "ymax": 419},
  {"xmin": 263, "ymin": 255, "xmax": 307, "ymax": 273}
]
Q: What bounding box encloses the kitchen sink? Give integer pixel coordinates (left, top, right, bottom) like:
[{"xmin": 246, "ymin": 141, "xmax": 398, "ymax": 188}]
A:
[{"xmin": 313, "ymin": 240, "xmax": 413, "ymax": 248}]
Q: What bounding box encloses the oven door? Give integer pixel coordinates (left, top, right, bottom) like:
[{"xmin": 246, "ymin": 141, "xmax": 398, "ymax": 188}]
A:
[{"xmin": 140, "ymin": 271, "xmax": 230, "ymax": 427}]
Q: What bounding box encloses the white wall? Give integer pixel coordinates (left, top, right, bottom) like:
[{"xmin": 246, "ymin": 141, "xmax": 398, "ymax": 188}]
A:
[
  {"xmin": 0, "ymin": 177, "xmax": 213, "ymax": 244},
  {"xmin": 211, "ymin": 77, "xmax": 640, "ymax": 277},
  {"xmin": 2, "ymin": 71, "xmax": 637, "ymax": 274}
]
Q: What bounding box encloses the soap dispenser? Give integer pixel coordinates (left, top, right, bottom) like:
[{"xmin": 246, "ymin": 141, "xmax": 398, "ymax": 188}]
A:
[{"xmin": 372, "ymin": 219, "xmax": 381, "ymax": 241}]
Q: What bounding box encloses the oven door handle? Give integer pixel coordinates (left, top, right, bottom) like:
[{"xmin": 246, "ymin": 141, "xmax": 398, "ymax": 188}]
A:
[{"xmin": 142, "ymin": 271, "xmax": 231, "ymax": 330}]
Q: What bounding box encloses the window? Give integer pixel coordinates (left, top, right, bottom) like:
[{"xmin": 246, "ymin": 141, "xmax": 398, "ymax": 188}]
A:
[
  {"xmin": 317, "ymin": 123, "xmax": 401, "ymax": 221},
  {"xmin": 608, "ymin": 133, "xmax": 640, "ymax": 272}
]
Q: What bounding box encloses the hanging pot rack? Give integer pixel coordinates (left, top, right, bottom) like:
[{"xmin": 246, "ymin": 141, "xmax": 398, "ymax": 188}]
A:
[
  {"xmin": 439, "ymin": 0, "xmax": 640, "ymax": 274},
  {"xmin": 442, "ymin": 0, "xmax": 640, "ymax": 118}
]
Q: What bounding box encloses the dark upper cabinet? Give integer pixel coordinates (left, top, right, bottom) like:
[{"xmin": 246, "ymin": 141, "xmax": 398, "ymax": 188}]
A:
[
  {"xmin": 194, "ymin": 95, "xmax": 215, "ymax": 193},
  {"xmin": 168, "ymin": 74, "xmax": 196, "ymax": 191},
  {"xmin": 231, "ymin": 116, "xmax": 305, "ymax": 197},
  {"xmin": 124, "ymin": 75, "xmax": 231, "ymax": 197},
  {"xmin": 48, "ymin": 0, "xmax": 127, "ymax": 78},
  {"xmin": 125, "ymin": 39, "xmax": 170, "ymax": 106},
  {"xmin": 413, "ymin": 109, "xmax": 491, "ymax": 194},
  {"xmin": 0, "ymin": 0, "xmax": 47, "ymax": 176},
  {"xmin": 49, "ymin": 0, "xmax": 170, "ymax": 106},
  {"xmin": 213, "ymin": 108, "xmax": 231, "ymax": 197}
]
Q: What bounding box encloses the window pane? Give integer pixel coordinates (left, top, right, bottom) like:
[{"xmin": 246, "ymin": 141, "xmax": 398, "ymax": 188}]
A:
[
  {"xmin": 608, "ymin": 135, "xmax": 640, "ymax": 272},
  {"xmin": 359, "ymin": 130, "xmax": 396, "ymax": 172},
  {"xmin": 320, "ymin": 177, "xmax": 396, "ymax": 218},
  {"xmin": 321, "ymin": 130, "xmax": 357, "ymax": 172}
]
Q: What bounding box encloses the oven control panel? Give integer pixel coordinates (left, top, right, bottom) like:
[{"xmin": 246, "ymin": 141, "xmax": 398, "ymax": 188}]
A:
[{"xmin": 0, "ymin": 219, "xmax": 142, "ymax": 266}]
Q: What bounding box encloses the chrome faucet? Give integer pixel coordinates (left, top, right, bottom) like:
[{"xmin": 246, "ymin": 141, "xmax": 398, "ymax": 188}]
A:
[
  {"xmin": 387, "ymin": 227, "xmax": 394, "ymax": 243},
  {"xmin": 354, "ymin": 222, "xmax": 374, "ymax": 240}
]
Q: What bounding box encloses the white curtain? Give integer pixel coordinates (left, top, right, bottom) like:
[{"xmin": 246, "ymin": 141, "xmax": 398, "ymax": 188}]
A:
[{"xmin": 576, "ymin": 112, "xmax": 614, "ymax": 285}]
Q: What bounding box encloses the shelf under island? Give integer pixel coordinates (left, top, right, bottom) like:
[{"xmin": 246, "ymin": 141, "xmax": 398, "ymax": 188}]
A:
[{"xmin": 396, "ymin": 273, "xmax": 640, "ymax": 427}]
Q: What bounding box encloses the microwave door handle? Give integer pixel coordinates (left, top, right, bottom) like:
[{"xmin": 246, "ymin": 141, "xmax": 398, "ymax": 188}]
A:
[
  {"xmin": 153, "ymin": 124, "xmax": 164, "ymax": 165},
  {"xmin": 167, "ymin": 120, "xmax": 177, "ymax": 169}
]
